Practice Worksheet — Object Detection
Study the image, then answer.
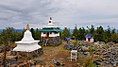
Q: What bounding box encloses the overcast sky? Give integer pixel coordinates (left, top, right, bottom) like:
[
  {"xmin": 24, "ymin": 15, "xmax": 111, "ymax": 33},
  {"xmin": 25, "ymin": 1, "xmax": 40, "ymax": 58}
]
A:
[{"xmin": 0, "ymin": 0, "xmax": 118, "ymax": 29}]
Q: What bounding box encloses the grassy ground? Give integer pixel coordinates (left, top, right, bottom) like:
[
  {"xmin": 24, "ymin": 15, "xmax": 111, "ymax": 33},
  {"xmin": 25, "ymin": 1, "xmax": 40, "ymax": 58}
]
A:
[{"xmin": 34, "ymin": 41, "xmax": 78, "ymax": 67}]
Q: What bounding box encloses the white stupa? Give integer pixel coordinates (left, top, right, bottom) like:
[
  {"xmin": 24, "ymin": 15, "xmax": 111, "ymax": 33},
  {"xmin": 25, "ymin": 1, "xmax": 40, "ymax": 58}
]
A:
[{"xmin": 13, "ymin": 24, "xmax": 41, "ymax": 52}]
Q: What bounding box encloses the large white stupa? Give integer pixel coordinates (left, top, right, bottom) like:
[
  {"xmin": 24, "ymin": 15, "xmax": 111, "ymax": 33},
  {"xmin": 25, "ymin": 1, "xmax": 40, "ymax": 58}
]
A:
[{"xmin": 13, "ymin": 24, "xmax": 41, "ymax": 52}]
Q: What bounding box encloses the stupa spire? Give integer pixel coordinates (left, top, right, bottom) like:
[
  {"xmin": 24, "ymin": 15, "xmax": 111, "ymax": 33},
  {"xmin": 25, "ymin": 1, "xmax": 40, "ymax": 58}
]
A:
[
  {"xmin": 49, "ymin": 17, "xmax": 52, "ymax": 23},
  {"xmin": 26, "ymin": 24, "xmax": 30, "ymax": 30}
]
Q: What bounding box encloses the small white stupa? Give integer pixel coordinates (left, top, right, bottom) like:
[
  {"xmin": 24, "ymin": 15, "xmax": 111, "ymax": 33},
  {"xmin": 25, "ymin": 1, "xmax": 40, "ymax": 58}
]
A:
[
  {"xmin": 13, "ymin": 24, "xmax": 41, "ymax": 52},
  {"xmin": 71, "ymin": 50, "xmax": 77, "ymax": 61}
]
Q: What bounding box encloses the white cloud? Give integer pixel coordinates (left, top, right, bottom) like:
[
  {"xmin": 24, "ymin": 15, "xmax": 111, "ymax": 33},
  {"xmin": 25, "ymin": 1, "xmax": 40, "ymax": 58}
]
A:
[{"xmin": 0, "ymin": 0, "xmax": 117, "ymax": 29}]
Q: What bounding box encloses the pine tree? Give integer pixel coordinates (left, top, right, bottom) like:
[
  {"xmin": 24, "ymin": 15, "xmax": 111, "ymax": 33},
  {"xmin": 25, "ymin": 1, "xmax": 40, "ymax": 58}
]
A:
[
  {"xmin": 61, "ymin": 27, "xmax": 70, "ymax": 39},
  {"xmin": 94, "ymin": 26, "xmax": 104, "ymax": 42},
  {"xmin": 78, "ymin": 27, "xmax": 86, "ymax": 40},
  {"xmin": 30, "ymin": 28, "xmax": 35, "ymax": 38},
  {"xmin": 72, "ymin": 26, "xmax": 79, "ymax": 39},
  {"xmin": 34, "ymin": 28, "xmax": 41, "ymax": 40},
  {"xmin": 87, "ymin": 25, "xmax": 95, "ymax": 34},
  {"xmin": 111, "ymin": 28, "xmax": 116, "ymax": 34},
  {"xmin": 104, "ymin": 26, "xmax": 111, "ymax": 42}
]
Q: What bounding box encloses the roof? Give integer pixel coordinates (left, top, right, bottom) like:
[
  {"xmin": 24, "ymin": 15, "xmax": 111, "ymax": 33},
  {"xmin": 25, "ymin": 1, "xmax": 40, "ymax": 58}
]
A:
[
  {"xmin": 85, "ymin": 34, "xmax": 93, "ymax": 38},
  {"xmin": 65, "ymin": 37, "xmax": 71, "ymax": 41},
  {"xmin": 40, "ymin": 27, "xmax": 62, "ymax": 32}
]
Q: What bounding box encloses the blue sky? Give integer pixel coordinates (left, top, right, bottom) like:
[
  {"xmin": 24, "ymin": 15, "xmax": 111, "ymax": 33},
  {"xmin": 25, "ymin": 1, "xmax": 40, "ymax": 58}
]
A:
[{"xmin": 0, "ymin": 0, "xmax": 118, "ymax": 29}]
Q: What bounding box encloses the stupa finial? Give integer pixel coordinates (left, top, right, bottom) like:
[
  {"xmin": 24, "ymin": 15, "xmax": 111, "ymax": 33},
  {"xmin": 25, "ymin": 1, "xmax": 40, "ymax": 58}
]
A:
[
  {"xmin": 49, "ymin": 17, "xmax": 52, "ymax": 23},
  {"xmin": 26, "ymin": 24, "xmax": 30, "ymax": 30}
]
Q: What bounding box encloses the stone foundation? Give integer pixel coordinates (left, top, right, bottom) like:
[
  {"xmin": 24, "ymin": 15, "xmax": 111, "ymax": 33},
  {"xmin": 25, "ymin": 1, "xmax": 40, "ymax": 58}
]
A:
[
  {"xmin": 41, "ymin": 37, "xmax": 62, "ymax": 46},
  {"xmin": 11, "ymin": 48, "xmax": 43, "ymax": 58}
]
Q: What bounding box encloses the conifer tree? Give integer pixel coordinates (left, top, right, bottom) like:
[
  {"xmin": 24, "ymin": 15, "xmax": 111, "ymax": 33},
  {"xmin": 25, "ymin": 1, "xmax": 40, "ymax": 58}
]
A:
[
  {"xmin": 87, "ymin": 25, "xmax": 95, "ymax": 34},
  {"xmin": 34, "ymin": 28, "xmax": 41, "ymax": 40},
  {"xmin": 94, "ymin": 26, "xmax": 104, "ymax": 42},
  {"xmin": 78, "ymin": 27, "xmax": 86, "ymax": 40},
  {"xmin": 61, "ymin": 27, "xmax": 70, "ymax": 39},
  {"xmin": 104, "ymin": 26, "xmax": 112, "ymax": 42},
  {"xmin": 30, "ymin": 28, "xmax": 35, "ymax": 38},
  {"xmin": 72, "ymin": 26, "xmax": 79, "ymax": 39}
]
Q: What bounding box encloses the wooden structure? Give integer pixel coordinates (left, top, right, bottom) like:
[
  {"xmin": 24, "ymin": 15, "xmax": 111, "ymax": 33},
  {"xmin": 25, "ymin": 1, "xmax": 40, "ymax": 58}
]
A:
[{"xmin": 40, "ymin": 17, "xmax": 62, "ymax": 46}]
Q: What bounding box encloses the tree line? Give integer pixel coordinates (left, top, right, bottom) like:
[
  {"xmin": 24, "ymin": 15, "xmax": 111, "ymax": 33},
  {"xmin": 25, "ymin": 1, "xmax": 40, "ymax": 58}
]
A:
[
  {"xmin": 0, "ymin": 25, "xmax": 117, "ymax": 45},
  {"xmin": 61, "ymin": 25, "xmax": 118, "ymax": 43}
]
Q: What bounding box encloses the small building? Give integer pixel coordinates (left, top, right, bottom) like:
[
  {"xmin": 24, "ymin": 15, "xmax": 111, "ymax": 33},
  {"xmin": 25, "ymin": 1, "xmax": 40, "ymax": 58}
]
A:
[
  {"xmin": 40, "ymin": 17, "xmax": 62, "ymax": 46},
  {"xmin": 85, "ymin": 34, "xmax": 94, "ymax": 43}
]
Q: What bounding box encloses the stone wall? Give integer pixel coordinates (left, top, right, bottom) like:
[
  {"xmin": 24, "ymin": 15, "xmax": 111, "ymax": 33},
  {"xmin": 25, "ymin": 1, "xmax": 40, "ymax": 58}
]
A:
[
  {"xmin": 41, "ymin": 37, "xmax": 62, "ymax": 46},
  {"xmin": 11, "ymin": 48, "xmax": 43, "ymax": 58}
]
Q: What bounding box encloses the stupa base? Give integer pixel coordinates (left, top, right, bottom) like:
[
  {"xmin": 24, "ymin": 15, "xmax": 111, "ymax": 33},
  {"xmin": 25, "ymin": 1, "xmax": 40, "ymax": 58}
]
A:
[{"xmin": 11, "ymin": 48, "xmax": 43, "ymax": 59}]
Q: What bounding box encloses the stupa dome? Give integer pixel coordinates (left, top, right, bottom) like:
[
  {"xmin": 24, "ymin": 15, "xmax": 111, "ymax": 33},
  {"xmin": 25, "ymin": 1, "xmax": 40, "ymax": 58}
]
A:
[
  {"xmin": 21, "ymin": 30, "xmax": 34, "ymax": 42},
  {"xmin": 15, "ymin": 24, "xmax": 39, "ymax": 43}
]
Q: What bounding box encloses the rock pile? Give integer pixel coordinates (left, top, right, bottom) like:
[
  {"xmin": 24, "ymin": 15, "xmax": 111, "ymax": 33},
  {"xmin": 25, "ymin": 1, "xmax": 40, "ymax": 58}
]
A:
[{"xmin": 102, "ymin": 47, "xmax": 118, "ymax": 66}]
